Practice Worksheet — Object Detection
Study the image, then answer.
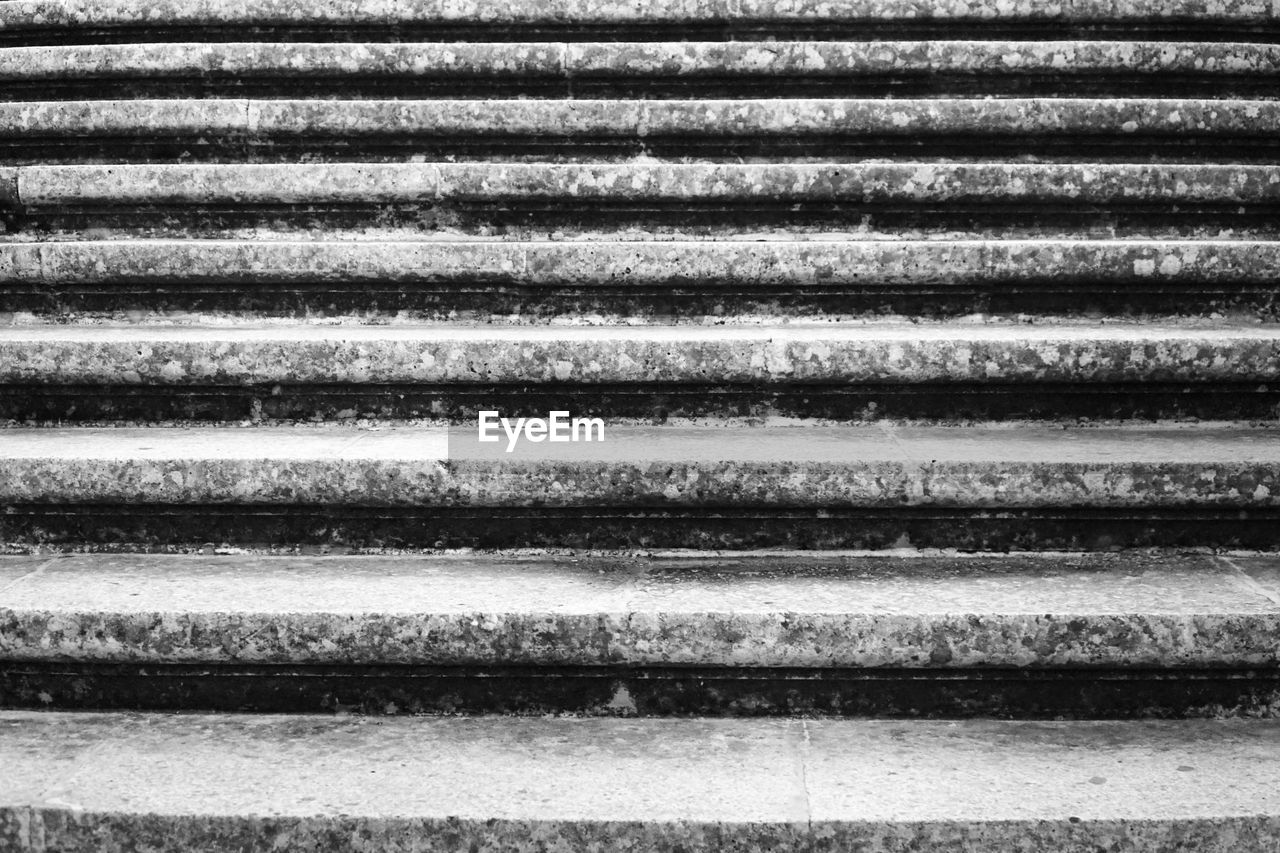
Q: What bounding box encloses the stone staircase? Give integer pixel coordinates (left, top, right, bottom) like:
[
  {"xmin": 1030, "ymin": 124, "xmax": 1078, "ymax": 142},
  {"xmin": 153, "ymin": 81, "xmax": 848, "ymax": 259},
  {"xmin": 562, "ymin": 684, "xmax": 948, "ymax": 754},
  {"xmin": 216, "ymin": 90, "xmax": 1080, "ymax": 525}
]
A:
[{"xmin": 2, "ymin": 0, "xmax": 1280, "ymax": 849}]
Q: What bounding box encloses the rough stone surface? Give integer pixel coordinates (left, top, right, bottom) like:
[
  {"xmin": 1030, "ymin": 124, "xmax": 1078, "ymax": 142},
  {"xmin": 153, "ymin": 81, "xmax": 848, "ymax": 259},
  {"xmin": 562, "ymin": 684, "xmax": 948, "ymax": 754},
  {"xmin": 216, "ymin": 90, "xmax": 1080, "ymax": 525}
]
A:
[
  {"xmin": 16, "ymin": 162, "xmax": 1280, "ymax": 207},
  {"xmin": 0, "ymin": 552, "xmax": 1277, "ymax": 666},
  {"xmin": 2, "ymin": 98, "xmax": 1277, "ymax": 138},
  {"xmin": 0, "ymin": 713, "xmax": 1278, "ymax": 852},
  {"xmin": 739, "ymin": 0, "xmax": 1280, "ymax": 21},
  {"xmin": 2, "ymin": 41, "xmax": 1277, "ymax": 81},
  {"xmin": 2, "ymin": 322, "xmax": 1280, "ymax": 384},
  {"xmin": 0, "ymin": 424, "xmax": 1277, "ymax": 507},
  {"xmin": 0, "ymin": 0, "xmax": 1274, "ymax": 29},
  {"xmin": 3, "ymin": 239, "xmax": 1276, "ymax": 285}
]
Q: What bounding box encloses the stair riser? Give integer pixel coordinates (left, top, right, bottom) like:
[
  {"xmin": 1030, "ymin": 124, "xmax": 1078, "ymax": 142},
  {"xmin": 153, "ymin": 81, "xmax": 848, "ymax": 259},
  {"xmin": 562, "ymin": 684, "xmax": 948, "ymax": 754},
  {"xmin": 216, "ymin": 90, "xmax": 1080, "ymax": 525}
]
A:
[
  {"xmin": 4, "ymin": 663, "xmax": 1278, "ymax": 718},
  {"xmin": 5, "ymin": 456, "xmax": 1278, "ymax": 506},
  {"xmin": 6, "ymin": 612, "xmax": 1276, "ymax": 668},
  {"xmin": 8, "ymin": 241, "xmax": 1276, "ymax": 285},
  {"xmin": 9, "ymin": 810, "xmax": 1274, "ymax": 853},
  {"xmin": 6, "ymin": 332, "xmax": 1277, "ymax": 385},
  {"xmin": 6, "ymin": 505, "xmax": 1280, "ymax": 550}
]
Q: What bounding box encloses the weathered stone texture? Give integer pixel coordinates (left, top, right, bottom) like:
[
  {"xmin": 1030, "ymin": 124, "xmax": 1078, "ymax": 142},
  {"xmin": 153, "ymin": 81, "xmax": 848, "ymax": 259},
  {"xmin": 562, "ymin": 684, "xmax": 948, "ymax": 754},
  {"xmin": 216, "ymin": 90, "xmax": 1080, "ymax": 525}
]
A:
[
  {"xmin": 0, "ymin": 425, "xmax": 1277, "ymax": 507},
  {"xmin": 3, "ymin": 240, "xmax": 1276, "ymax": 284},
  {"xmin": 2, "ymin": 323, "xmax": 1279, "ymax": 384},
  {"xmin": 13, "ymin": 162, "xmax": 1280, "ymax": 206},
  {"xmin": 1, "ymin": 553, "xmax": 1277, "ymax": 666},
  {"xmin": 0, "ymin": 714, "xmax": 1278, "ymax": 852},
  {"xmin": 3, "ymin": 98, "xmax": 1278, "ymax": 139}
]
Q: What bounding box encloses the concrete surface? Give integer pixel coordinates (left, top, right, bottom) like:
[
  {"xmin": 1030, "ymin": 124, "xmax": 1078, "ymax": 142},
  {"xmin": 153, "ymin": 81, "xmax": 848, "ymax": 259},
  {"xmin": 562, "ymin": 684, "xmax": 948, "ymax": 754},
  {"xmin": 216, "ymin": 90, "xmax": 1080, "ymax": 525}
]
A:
[
  {"xmin": 2, "ymin": 322, "xmax": 1279, "ymax": 384},
  {"xmin": 3, "ymin": 41, "xmax": 1277, "ymax": 82},
  {"xmin": 0, "ymin": 0, "xmax": 1274, "ymax": 28},
  {"xmin": 0, "ymin": 713, "xmax": 1277, "ymax": 851},
  {"xmin": 1, "ymin": 552, "xmax": 1277, "ymax": 666},
  {"xmin": 2, "ymin": 98, "xmax": 1277, "ymax": 138},
  {"xmin": 15, "ymin": 162, "xmax": 1280, "ymax": 207},
  {"xmin": 4, "ymin": 239, "xmax": 1277, "ymax": 285},
  {"xmin": 0, "ymin": 423, "xmax": 1277, "ymax": 507}
]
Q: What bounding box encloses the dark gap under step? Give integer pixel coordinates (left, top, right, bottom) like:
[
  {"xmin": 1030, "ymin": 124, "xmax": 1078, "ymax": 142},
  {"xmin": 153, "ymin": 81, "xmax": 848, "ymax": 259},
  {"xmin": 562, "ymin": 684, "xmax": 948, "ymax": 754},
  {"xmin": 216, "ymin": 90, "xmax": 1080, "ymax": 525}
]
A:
[
  {"xmin": 5, "ymin": 504, "xmax": 1279, "ymax": 550},
  {"xmin": 4, "ymin": 283, "xmax": 1276, "ymax": 319},
  {"xmin": 4, "ymin": 381, "xmax": 1280, "ymax": 422},
  {"xmin": 3, "ymin": 662, "xmax": 1277, "ymax": 718},
  {"xmin": 3, "ymin": 22, "xmax": 1279, "ymax": 47}
]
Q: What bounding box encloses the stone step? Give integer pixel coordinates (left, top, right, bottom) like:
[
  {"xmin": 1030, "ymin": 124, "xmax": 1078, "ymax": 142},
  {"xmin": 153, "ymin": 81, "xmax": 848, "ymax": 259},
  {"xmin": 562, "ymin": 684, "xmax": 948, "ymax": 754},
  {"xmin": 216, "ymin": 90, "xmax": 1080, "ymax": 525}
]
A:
[
  {"xmin": 5, "ymin": 238, "xmax": 1273, "ymax": 284},
  {"xmin": 1, "ymin": 712, "xmax": 1278, "ymax": 851},
  {"xmin": 2, "ymin": 0, "xmax": 1276, "ymax": 44},
  {"xmin": 9, "ymin": 162, "xmax": 1275, "ymax": 237},
  {"xmin": 2, "ymin": 41, "xmax": 1276, "ymax": 98},
  {"xmin": 1, "ymin": 423, "xmax": 1277, "ymax": 549},
  {"xmin": 4, "ymin": 238, "xmax": 1275, "ymax": 319},
  {"xmin": 5, "ymin": 551, "xmax": 1275, "ymax": 667},
  {"xmin": 1, "ymin": 551, "xmax": 1278, "ymax": 715},
  {"xmin": 2, "ymin": 322, "xmax": 1279, "ymax": 421},
  {"xmin": 3, "ymin": 551, "xmax": 1279, "ymax": 715},
  {"xmin": 3, "ymin": 98, "xmax": 1277, "ymax": 163}
]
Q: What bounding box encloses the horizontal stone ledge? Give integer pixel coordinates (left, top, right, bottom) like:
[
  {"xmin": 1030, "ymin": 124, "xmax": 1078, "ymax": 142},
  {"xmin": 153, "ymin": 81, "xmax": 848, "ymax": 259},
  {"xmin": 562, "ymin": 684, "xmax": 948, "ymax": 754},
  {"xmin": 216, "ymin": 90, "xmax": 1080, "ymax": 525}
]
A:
[
  {"xmin": 2, "ymin": 98, "xmax": 1277, "ymax": 137},
  {"xmin": 2, "ymin": 239, "xmax": 1276, "ymax": 284},
  {"xmin": 2, "ymin": 322, "xmax": 1279, "ymax": 384},
  {"xmin": 0, "ymin": 423, "xmax": 1277, "ymax": 507},
  {"xmin": 1, "ymin": 552, "xmax": 1277, "ymax": 666},
  {"xmin": 1, "ymin": 0, "xmax": 1275, "ymax": 31},
  {"xmin": 2, "ymin": 712, "xmax": 1279, "ymax": 853},
  {"xmin": 2, "ymin": 41, "xmax": 1278, "ymax": 81},
  {"xmin": 13, "ymin": 163, "xmax": 1280, "ymax": 208}
]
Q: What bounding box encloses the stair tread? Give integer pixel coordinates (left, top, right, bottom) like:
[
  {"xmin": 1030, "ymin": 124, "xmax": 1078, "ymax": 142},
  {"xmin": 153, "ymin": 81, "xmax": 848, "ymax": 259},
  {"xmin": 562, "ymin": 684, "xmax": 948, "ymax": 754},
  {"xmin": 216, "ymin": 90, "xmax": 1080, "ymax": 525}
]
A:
[
  {"xmin": 2, "ymin": 321, "xmax": 1279, "ymax": 384},
  {"xmin": 1, "ymin": 552, "xmax": 1277, "ymax": 666},
  {"xmin": 4, "ymin": 422, "xmax": 1278, "ymax": 460},
  {"xmin": 13, "ymin": 162, "xmax": 1280, "ymax": 207},
  {"xmin": 1, "ymin": 711, "xmax": 1278, "ymax": 851},
  {"xmin": 1, "ymin": 423, "xmax": 1276, "ymax": 506}
]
